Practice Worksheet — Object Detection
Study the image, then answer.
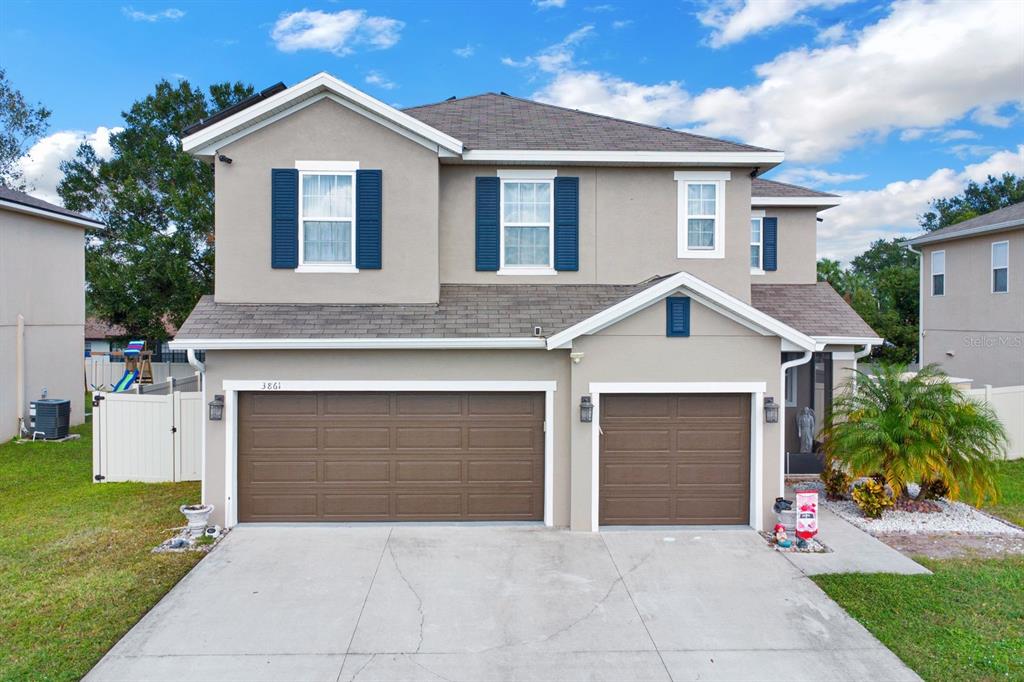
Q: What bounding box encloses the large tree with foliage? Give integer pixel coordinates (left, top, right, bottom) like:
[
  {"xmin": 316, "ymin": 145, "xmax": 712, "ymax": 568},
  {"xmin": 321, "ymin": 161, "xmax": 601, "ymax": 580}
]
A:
[
  {"xmin": 58, "ymin": 79, "xmax": 252, "ymax": 340},
  {"xmin": 0, "ymin": 68, "xmax": 51, "ymax": 190},
  {"xmin": 919, "ymin": 173, "xmax": 1024, "ymax": 231}
]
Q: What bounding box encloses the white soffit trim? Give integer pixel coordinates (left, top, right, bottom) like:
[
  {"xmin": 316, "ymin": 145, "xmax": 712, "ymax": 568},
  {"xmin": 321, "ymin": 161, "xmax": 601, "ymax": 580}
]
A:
[
  {"xmin": 545, "ymin": 271, "xmax": 816, "ymax": 351},
  {"xmin": 169, "ymin": 337, "xmax": 547, "ymax": 350},
  {"xmin": 813, "ymin": 335, "xmax": 884, "ymax": 349},
  {"xmin": 0, "ymin": 200, "xmax": 104, "ymax": 229},
  {"xmin": 462, "ymin": 150, "xmax": 785, "ymax": 166},
  {"xmin": 182, "ymin": 72, "xmax": 463, "ymax": 156},
  {"xmin": 751, "ymin": 196, "xmax": 841, "ymax": 207}
]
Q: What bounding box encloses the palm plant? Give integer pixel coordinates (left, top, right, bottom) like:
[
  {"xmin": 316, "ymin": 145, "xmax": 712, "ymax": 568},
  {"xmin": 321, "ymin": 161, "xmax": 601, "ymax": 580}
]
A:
[{"xmin": 821, "ymin": 363, "xmax": 1008, "ymax": 505}]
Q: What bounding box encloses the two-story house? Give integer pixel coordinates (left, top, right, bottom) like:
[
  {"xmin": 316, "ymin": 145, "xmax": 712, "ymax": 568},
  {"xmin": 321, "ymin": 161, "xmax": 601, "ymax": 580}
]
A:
[
  {"xmin": 170, "ymin": 73, "xmax": 879, "ymax": 531},
  {"xmin": 907, "ymin": 202, "xmax": 1023, "ymax": 388}
]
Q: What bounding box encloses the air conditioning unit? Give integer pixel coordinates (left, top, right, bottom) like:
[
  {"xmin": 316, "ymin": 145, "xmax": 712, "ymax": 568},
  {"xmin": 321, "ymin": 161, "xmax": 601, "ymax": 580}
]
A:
[{"xmin": 30, "ymin": 399, "xmax": 71, "ymax": 439}]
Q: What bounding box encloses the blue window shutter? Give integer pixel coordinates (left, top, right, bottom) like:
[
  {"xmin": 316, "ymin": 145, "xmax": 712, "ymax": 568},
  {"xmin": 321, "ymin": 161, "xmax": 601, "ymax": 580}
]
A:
[
  {"xmin": 763, "ymin": 217, "xmax": 778, "ymax": 272},
  {"xmin": 476, "ymin": 176, "xmax": 500, "ymax": 271},
  {"xmin": 355, "ymin": 169, "xmax": 382, "ymax": 269},
  {"xmin": 554, "ymin": 176, "xmax": 579, "ymax": 271},
  {"xmin": 271, "ymin": 168, "xmax": 298, "ymax": 269},
  {"xmin": 666, "ymin": 296, "xmax": 691, "ymax": 337}
]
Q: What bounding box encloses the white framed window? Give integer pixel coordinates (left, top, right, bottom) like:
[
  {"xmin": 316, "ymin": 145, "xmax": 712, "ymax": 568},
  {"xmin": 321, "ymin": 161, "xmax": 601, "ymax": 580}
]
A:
[
  {"xmin": 992, "ymin": 241, "xmax": 1009, "ymax": 293},
  {"xmin": 296, "ymin": 161, "xmax": 359, "ymax": 273},
  {"xmin": 498, "ymin": 169, "xmax": 556, "ymax": 275},
  {"xmin": 750, "ymin": 210, "xmax": 765, "ymax": 273},
  {"xmin": 675, "ymin": 171, "xmax": 729, "ymax": 259},
  {"xmin": 785, "ymin": 366, "xmax": 798, "ymax": 407},
  {"xmin": 931, "ymin": 250, "xmax": 945, "ymax": 296}
]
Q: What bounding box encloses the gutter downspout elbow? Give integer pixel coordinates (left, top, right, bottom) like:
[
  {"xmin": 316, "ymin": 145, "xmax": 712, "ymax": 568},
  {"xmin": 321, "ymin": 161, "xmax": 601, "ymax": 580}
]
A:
[
  {"xmin": 778, "ymin": 350, "xmax": 813, "ymax": 498},
  {"xmin": 187, "ymin": 349, "xmax": 205, "ymax": 391}
]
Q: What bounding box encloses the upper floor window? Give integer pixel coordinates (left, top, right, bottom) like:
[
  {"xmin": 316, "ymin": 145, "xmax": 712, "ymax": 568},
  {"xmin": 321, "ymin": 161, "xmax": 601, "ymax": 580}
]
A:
[
  {"xmin": 499, "ymin": 170, "xmax": 555, "ymax": 275},
  {"xmin": 675, "ymin": 171, "xmax": 729, "ymax": 259},
  {"xmin": 299, "ymin": 170, "xmax": 356, "ymax": 271},
  {"xmin": 750, "ymin": 212, "xmax": 764, "ymax": 271},
  {"xmin": 931, "ymin": 250, "xmax": 945, "ymax": 296},
  {"xmin": 992, "ymin": 241, "xmax": 1009, "ymax": 293}
]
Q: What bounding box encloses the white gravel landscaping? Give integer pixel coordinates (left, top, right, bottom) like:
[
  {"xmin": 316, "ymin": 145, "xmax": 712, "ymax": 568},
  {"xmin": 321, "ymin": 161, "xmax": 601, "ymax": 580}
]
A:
[{"xmin": 798, "ymin": 480, "xmax": 1023, "ymax": 535}]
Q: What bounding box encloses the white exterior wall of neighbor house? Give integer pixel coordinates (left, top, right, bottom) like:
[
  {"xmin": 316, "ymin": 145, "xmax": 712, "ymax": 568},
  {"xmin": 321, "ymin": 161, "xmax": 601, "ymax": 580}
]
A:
[
  {"xmin": 919, "ymin": 228, "xmax": 1024, "ymax": 387},
  {"xmin": 0, "ymin": 209, "xmax": 85, "ymax": 441}
]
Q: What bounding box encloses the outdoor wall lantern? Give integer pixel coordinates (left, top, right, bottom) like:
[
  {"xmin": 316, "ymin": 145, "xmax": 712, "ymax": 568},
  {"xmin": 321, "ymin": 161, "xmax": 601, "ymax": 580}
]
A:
[
  {"xmin": 580, "ymin": 395, "xmax": 594, "ymax": 423},
  {"xmin": 764, "ymin": 397, "xmax": 780, "ymax": 424},
  {"xmin": 208, "ymin": 394, "xmax": 225, "ymax": 421}
]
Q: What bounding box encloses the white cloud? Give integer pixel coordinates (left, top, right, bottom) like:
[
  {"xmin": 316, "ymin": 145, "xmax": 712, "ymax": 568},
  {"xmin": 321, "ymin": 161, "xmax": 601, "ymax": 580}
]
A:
[
  {"xmin": 946, "ymin": 143, "xmax": 999, "ymax": 159},
  {"xmin": 612, "ymin": 19, "xmax": 633, "ymax": 29},
  {"xmin": 535, "ymin": 0, "xmax": 1024, "ymax": 163},
  {"xmin": 772, "ymin": 167, "xmax": 866, "ymax": 186},
  {"xmin": 935, "ymin": 129, "xmax": 980, "ymax": 142},
  {"xmin": 534, "ymin": 0, "xmax": 567, "ymax": 8},
  {"xmin": 453, "ymin": 44, "xmax": 475, "ymax": 58},
  {"xmin": 502, "ymin": 25, "xmax": 594, "ymax": 73},
  {"xmin": 815, "ymin": 21, "xmax": 846, "ymax": 44},
  {"xmin": 365, "ymin": 70, "xmax": 397, "ymax": 90},
  {"xmin": 271, "ymin": 9, "xmax": 403, "ymax": 56},
  {"xmin": 971, "ymin": 103, "xmax": 1015, "ymax": 128},
  {"xmin": 698, "ymin": 0, "xmax": 854, "ymax": 48},
  {"xmin": 17, "ymin": 126, "xmax": 121, "ymax": 204},
  {"xmin": 121, "ymin": 6, "xmax": 184, "ymax": 22},
  {"xmin": 899, "ymin": 128, "xmax": 929, "ymax": 142},
  {"xmin": 818, "ymin": 145, "xmax": 1024, "ymax": 261}
]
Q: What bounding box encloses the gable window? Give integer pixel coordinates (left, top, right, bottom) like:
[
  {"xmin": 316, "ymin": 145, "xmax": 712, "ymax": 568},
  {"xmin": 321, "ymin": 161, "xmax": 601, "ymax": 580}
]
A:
[
  {"xmin": 499, "ymin": 170, "xmax": 555, "ymax": 275},
  {"xmin": 675, "ymin": 171, "xmax": 729, "ymax": 259},
  {"xmin": 992, "ymin": 241, "xmax": 1009, "ymax": 293},
  {"xmin": 750, "ymin": 211, "xmax": 764, "ymax": 272},
  {"xmin": 931, "ymin": 250, "xmax": 945, "ymax": 296},
  {"xmin": 297, "ymin": 162, "xmax": 358, "ymax": 273}
]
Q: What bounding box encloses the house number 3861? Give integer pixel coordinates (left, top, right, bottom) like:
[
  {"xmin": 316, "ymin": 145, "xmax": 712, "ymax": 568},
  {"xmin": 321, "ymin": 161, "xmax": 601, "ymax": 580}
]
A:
[{"xmin": 261, "ymin": 382, "xmax": 282, "ymax": 390}]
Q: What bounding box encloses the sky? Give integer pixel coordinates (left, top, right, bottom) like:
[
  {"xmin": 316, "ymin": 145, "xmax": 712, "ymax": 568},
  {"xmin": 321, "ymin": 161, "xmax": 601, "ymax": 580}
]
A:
[{"xmin": 2, "ymin": 0, "xmax": 1022, "ymax": 262}]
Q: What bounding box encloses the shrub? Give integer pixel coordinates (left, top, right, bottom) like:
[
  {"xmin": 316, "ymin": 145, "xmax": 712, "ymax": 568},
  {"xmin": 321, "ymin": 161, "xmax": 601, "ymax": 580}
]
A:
[
  {"xmin": 821, "ymin": 457, "xmax": 852, "ymax": 500},
  {"xmin": 918, "ymin": 477, "xmax": 950, "ymax": 500},
  {"xmin": 852, "ymin": 479, "xmax": 895, "ymax": 519},
  {"xmin": 822, "ymin": 363, "xmax": 1008, "ymax": 505}
]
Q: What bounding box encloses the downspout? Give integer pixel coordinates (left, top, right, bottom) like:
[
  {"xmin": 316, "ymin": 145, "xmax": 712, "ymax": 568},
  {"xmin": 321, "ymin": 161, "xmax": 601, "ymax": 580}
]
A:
[
  {"xmin": 187, "ymin": 348, "xmax": 205, "ymax": 378},
  {"xmin": 187, "ymin": 348, "xmax": 207, "ymax": 505},
  {"xmin": 851, "ymin": 343, "xmax": 874, "ymax": 392},
  {"xmin": 906, "ymin": 243, "xmax": 923, "ymax": 367},
  {"xmin": 15, "ymin": 314, "xmax": 25, "ymax": 436},
  {"xmin": 779, "ymin": 350, "xmax": 813, "ymax": 496}
]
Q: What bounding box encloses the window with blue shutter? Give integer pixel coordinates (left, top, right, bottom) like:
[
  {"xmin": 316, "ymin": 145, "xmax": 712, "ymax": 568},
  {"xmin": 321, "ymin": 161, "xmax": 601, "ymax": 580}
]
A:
[
  {"xmin": 271, "ymin": 168, "xmax": 299, "ymax": 268},
  {"xmin": 355, "ymin": 169, "xmax": 382, "ymax": 269},
  {"xmin": 476, "ymin": 176, "xmax": 500, "ymax": 271},
  {"xmin": 763, "ymin": 217, "xmax": 778, "ymax": 272},
  {"xmin": 554, "ymin": 176, "xmax": 579, "ymax": 271},
  {"xmin": 666, "ymin": 296, "xmax": 691, "ymax": 337}
]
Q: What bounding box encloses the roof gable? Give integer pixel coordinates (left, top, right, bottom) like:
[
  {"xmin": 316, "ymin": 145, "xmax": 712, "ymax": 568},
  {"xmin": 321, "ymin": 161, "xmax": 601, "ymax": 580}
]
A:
[
  {"xmin": 0, "ymin": 186, "xmax": 104, "ymax": 228},
  {"xmin": 907, "ymin": 201, "xmax": 1024, "ymax": 246}
]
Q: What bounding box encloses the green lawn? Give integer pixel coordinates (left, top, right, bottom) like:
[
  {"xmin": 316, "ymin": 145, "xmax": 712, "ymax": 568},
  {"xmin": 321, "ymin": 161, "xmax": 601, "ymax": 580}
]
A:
[
  {"xmin": 0, "ymin": 423, "xmax": 202, "ymax": 681},
  {"xmin": 815, "ymin": 460, "xmax": 1024, "ymax": 682}
]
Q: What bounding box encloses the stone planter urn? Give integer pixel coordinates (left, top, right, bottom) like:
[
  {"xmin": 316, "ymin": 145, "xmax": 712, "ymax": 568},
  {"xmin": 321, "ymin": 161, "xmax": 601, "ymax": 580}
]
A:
[{"xmin": 180, "ymin": 504, "xmax": 214, "ymax": 538}]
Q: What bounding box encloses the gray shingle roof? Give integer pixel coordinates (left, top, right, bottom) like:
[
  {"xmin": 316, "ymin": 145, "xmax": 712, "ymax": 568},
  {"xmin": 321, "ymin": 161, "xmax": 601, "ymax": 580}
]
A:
[
  {"xmin": 403, "ymin": 93, "xmax": 774, "ymax": 153},
  {"xmin": 175, "ymin": 279, "xmax": 668, "ymax": 340},
  {"xmin": 752, "ymin": 178, "xmax": 838, "ymax": 198},
  {"xmin": 0, "ymin": 186, "xmax": 103, "ymax": 225},
  {"xmin": 907, "ymin": 201, "xmax": 1024, "ymax": 245},
  {"xmin": 750, "ymin": 283, "xmax": 878, "ymax": 338}
]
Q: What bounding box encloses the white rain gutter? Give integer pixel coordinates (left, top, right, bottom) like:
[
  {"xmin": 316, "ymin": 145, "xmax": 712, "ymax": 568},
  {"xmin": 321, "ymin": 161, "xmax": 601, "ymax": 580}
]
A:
[
  {"xmin": 186, "ymin": 348, "xmax": 205, "ymax": 373},
  {"xmin": 779, "ymin": 350, "xmax": 813, "ymax": 495},
  {"xmin": 905, "ymin": 242, "xmax": 924, "ymax": 367},
  {"xmin": 15, "ymin": 314, "xmax": 25, "ymax": 436}
]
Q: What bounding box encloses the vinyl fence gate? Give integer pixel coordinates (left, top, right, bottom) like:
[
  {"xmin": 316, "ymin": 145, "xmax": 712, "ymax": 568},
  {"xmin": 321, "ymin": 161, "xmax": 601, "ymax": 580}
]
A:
[{"xmin": 92, "ymin": 390, "xmax": 203, "ymax": 482}]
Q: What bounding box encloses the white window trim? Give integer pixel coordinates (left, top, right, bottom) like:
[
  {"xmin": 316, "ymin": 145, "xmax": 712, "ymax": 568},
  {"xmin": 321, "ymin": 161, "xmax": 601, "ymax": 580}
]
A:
[
  {"xmin": 785, "ymin": 366, "xmax": 798, "ymax": 407},
  {"xmin": 750, "ymin": 210, "xmax": 765, "ymax": 274},
  {"xmin": 931, "ymin": 249, "xmax": 945, "ymax": 297},
  {"xmin": 992, "ymin": 240, "xmax": 1009, "ymax": 294},
  {"xmin": 498, "ymin": 170, "xmax": 557, "ymax": 276},
  {"xmin": 296, "ymin": 168, "xmax": 359, "ymax": 274},
  {"xmin": 675, "ymin": 171, "xmax": 729, "ymax": 260}
]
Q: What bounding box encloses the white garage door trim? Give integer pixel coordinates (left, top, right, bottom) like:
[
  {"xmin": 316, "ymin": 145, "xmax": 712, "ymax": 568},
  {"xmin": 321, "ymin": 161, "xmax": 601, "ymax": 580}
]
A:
[
  {"xmin": 588, "ymin": 381, "xmax": 766, "ymax": 531},
  {"xmin": 221, "ymin": 380, "xmax": 557, "ymax": 528}
]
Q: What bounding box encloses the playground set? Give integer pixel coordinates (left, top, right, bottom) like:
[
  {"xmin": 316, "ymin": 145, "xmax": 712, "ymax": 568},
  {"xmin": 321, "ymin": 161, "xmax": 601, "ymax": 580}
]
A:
[{"xmin": 110, "ymin": 340, "xmax": 154, "ymax": 392}]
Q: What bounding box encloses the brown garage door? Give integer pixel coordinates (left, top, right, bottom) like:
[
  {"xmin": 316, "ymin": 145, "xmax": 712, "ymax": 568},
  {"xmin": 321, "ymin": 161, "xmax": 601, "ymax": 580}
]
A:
[
  {"xmin": 599, "ymin": 393, "xmax": 750, "ymax": 525},
  {"xmin": 238, "ymin": 391, "xmax": 545, "ymax": 522}
]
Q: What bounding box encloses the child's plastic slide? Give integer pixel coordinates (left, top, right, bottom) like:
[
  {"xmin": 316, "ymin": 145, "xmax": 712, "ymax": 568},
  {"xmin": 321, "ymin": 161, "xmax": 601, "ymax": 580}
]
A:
[{"xmin": 112, "ymin": 369, "xmax": 139, "ymax": 393}]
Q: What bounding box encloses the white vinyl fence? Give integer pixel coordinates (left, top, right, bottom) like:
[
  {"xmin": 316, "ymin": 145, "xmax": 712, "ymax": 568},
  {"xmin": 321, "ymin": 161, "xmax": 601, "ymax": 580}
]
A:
[
  {"xmin": 967, "ymin": 384, "xmax": 1024, "ymax": 460},
  {"xmin": 85, "ymin": 356, "xmax": 198, "ymax": 391},
  {"xmin": 92, "ymin": 389, "xmax": 203, "ymax": 483}
]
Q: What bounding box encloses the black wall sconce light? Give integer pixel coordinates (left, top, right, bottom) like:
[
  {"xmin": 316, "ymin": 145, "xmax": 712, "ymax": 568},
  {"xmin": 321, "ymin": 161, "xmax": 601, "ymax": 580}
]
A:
[
  {"xmin": 580, "ymin": 395, "xmax": 594, "ymax": 423},
  {"xmin": 208, "ymin": 394, "xmax": 225, "ymax": 421},
  {"xmin": 764, "ymin": 396, "xmax": 780, "ymax": 423}
]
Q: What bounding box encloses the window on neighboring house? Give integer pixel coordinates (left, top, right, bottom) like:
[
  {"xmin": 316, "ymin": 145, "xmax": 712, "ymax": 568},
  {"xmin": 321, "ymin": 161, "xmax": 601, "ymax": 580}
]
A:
[
  {"xmin": 299, "ymin": 172, "xmax": 355, "ymax": 268},
  {"xmin": 992, "ymin": 241, "xmax": 1009, "ymax": 293},
  {"xmin": 931, "ymin": 250, "xmax": 945, "ymax": 296},
  {"xmin": 675, "ymin": 172, "xmax": 728, "ymax": 259},
  {"xmin": 785, "ymin": 366, "xmax": 798, "ymax": 407},
  {"xmin": 500, "ymin": 173, "xmax": 554, "ymax": 273},
  {"xmin": 750, "ymin": 214, "xmax": 763, "ymax": 271}
]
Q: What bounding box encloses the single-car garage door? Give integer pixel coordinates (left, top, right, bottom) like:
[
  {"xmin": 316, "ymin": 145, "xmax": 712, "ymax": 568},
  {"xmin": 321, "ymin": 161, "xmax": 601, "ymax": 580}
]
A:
[
  {"xmin": 238, "ymin": 391, "xmax": 545, "ymax": 522},
  {"xmin": 599, "ymin": 393, "xmax": 751, "ymax": 525}
]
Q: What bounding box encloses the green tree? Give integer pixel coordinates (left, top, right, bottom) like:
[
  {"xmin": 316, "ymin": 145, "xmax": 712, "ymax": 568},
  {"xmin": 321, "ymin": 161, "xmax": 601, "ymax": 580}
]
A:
[
  {"xmin": 919, "ymin": 173, "xmax": 1023, "ymax": 231},
  {"xmin": 58, "ymin": 79, "xmax": 253, "ymax": 340},
  {"xmin": 0, "ymin": 68, "xmax": 51, "ymax": 190},
  {"xmin": 823, "ymin": 363, "xmax": 1007, "ymax": 505}
]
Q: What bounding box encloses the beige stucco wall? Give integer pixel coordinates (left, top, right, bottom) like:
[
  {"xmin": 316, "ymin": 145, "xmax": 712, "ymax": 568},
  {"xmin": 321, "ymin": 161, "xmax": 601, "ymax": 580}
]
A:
[
  {"xmin": 755, "ymin": 206, "xmax": 819, "ymax": 284},
  {"xmin": 439, "ymin": 165, "xmax": 757, "ymax": 300},
  {"xmin": 0, "ymin": 209, "xmax": 85, "ymax": 440},
  {"xmin": 920, "ymin": 229, "xmax": 1024, "ymax": 387},
  {"xmin": 213, "ymin": 98, "xmax": 440, "ymax": 304}
]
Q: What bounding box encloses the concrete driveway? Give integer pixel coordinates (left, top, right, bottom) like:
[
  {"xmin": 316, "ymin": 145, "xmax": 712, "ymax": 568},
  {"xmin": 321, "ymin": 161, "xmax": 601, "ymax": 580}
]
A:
[{"xmin": 87, "ymin": 525, "xmax": 919, "ymax": 682}]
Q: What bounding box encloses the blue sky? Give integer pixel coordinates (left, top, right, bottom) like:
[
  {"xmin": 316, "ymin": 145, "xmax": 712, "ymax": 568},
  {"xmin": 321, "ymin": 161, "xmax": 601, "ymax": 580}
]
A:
[{"xmin": 2, "ymin": 0, "xmax": 1021, "ymax": 260}]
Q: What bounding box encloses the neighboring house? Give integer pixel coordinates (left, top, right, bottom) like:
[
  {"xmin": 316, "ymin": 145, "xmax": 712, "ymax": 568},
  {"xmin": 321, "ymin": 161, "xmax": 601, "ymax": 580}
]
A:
[
  {"xmin": 907, "ymin": 202, "xmax": 1024, "ymax": 388},
  {"xmin": 85, "ymin": 317, "xmax": 127, "ymax": 356},
  {"xmin": 1, "ymin": 187, "xmax": 102, "ymax": 441},
  {"xmin": 170, "ymin": 73, "xmax": 879, "ymax": 531}
]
